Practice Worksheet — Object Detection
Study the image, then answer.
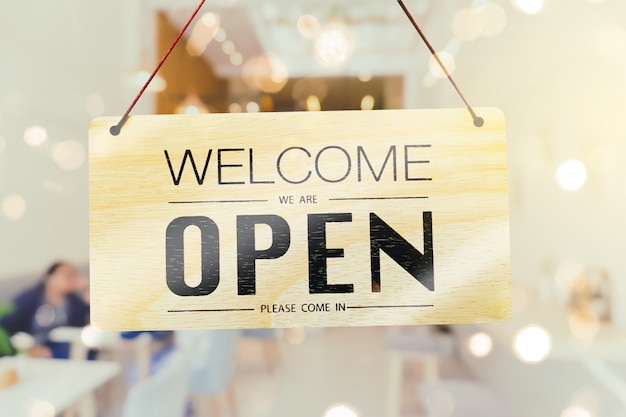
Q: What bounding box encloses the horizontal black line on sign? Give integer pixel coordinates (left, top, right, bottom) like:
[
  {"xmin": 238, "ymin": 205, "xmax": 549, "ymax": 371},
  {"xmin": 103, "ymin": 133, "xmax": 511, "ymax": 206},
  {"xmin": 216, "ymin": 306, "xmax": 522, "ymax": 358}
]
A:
[
  {"xmin": 329, "ymin": 196, "xmax": 429, "ymax": 201},
  {"xmin": 168, "ymin": 200, "xmax": 268, "ymax": 204},
  {"xmin": 346, "ymin": 305, "xmax": 434, "ymax": 309},
  {"xmin": 168, "ymin": 308, "xmax": 255, "ymax": 313}
]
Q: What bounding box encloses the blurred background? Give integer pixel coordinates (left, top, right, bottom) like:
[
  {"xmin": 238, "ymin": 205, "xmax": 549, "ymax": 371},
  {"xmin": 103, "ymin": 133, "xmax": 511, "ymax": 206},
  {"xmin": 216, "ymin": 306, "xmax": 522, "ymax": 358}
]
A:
[{"xmin": 1, "ymin": 0, "xmax": 626, "ymax": 416}]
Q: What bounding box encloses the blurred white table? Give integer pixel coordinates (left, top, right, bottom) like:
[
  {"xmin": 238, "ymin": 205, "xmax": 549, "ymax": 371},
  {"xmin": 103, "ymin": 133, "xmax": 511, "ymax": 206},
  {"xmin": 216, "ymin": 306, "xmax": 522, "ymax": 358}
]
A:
[{"xmin": 0, "ymin": 357, "xmax": 120, "ymax": 417}]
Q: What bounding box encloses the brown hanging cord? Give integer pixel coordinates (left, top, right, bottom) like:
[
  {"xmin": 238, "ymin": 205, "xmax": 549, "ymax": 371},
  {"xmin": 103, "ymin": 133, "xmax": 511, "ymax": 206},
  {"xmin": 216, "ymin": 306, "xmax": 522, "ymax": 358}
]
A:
[{"xmin": 110, "ymin": 0, "xmax": 484, "ymax": 135}]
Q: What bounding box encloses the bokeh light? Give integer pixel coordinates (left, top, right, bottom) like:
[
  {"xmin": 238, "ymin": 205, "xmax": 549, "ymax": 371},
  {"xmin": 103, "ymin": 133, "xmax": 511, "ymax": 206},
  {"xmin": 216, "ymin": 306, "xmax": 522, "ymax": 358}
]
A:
[
  {"xmin": 2, "ymin": 194, "xmax": 27, "ymax": 221},
  {"xmin": 306, "ymin": 95, "xmax": 321, "ymax": 112},
  {"xmin": 229, "ymin": 103, "xmax": 242, "ymax": 113},
  {"xmin": 30, "ymin": 400, "xmax": 56, "ymax": 417},
  {"xmin": 23, "ymin": 126, "xmax": 48, "ymax": 148},
  {"xmin": 246, "ymin": 101, "xmax": 260, "ymax": 113},
  {"xmin": 230, "ymin": 52, "xmax": 243, "ymax": 66},
  {"xmin": 242, "ymin": 54, "xmax": 289, "ymax": 94},
  {"xmin": 360, "ymin": 95, "xmax": 375, "ymax": 111},
  {"xmin": 297, "ymin": 14, "xmax": 320, "ymax": 38},
  {"xmin": 10, "ymin": 332, "xmax": 35, "ymax": 351},
  {"xmin": 324, "ymin": 404, "xmax": 359, "ymax": 417},
  {"xmin": 514, "ymin": 325, "xmax": 551, "ymax": 363},
  {"xmin": 124, "ymin": 70, "xmax": 167, "ymax": 93},
  {"xmin": 81, "ymin": 325, "xmax": 103, "ymax": 348},
  {"xmin": 514, "ymin": 0, "xmax": 544, "ymax": 14},
  {"xmin": 556, "ymin": 160, "xmax": 587, "ymax": 191},
  {"xmin": 175, "ymin": 94, "xmax": 208, "ymax": 115},
  {"xmin": 561, "ymin": 405, "xmax": 593, "ymax": 417},
  {"xmin": 186, "ymin": 12, "xmax": 220, "ymax": 56},
  {"xmin": 315, "ymin": 25, "xmax": 354, "ymax": 66},
  {"xmin": 35, "ymin": 304, "xmax": 56, "ymax": 327},
  {"xmin": 428, "ymin": 51, "xmax": 456, "ymax": 78},
  {"xmin": 51, "ymin": 140, "xmax": 86, "ymax": 171},
  {"xmin": 85, "ymin": 93, "xmax": 105, "ymax": 118},
  {"xmin": 468, "ymin": 332, "xmax": 494, "ymax": 358}
]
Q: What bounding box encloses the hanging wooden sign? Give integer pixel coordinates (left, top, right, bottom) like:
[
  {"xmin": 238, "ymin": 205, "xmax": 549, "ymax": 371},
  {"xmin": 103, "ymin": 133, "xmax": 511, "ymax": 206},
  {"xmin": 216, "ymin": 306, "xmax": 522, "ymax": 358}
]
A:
[{"xmin": 89, "ymin": 108, "xmax": 511, "ymax": 331}]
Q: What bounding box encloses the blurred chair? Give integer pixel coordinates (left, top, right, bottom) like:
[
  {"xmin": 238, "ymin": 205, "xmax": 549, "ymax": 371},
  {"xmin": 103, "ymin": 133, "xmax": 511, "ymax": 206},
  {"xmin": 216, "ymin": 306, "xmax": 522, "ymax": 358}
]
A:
[
  {"xmin": 242, "ymin": 329, "xmax": 280, "ymax": 373},
  {"xmin": 417, "ymin": 379, "xmax": 515, "ymax": 417},
  {"xmin": 123, "ymin": 349, "xmax": 191, "ymax": 417},
  {"xmin": 385, "ymin": 326, "xmax": 451, "ymax": 417},
  {"xmin": 188, "ymin": 330, "xmax": 240, "ymax": 417}
]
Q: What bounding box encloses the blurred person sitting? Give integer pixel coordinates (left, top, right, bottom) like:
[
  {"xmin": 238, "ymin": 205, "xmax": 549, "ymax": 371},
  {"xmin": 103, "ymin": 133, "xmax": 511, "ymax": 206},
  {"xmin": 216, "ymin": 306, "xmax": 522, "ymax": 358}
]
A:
[{"xmin": 0, "ymin": 262, "xmax": 90, "ymax": 359}]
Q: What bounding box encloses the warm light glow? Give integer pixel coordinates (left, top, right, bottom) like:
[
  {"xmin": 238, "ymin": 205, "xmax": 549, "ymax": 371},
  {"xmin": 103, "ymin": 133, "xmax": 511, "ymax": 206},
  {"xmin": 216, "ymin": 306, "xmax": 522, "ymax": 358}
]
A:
[
  {"xmin": 556, "ymin": 160, "xmax": 587, "ymax": 191},
  {"xmin": 124, "ymin": 70, "xmax": 167, "ymax": 93},
  {"xmin": 561, "ymin": 405, "xmax": 593, "ymax": 417},
  {"xmin": 514, "ymin": 0, "xmax": 544, "ymax": 14},
  {"xmin": 246, "ymin": 101, "xmax": 260, "ymax": 113},
  {"xmin": 30, "ymin": 400, "xmax": 56, "ymax": 417},
  {"xmin": 175, "ymin": 94, "xmax": 208, "ymax": 115},
  {"xmin": 514, "ymin": 325, "xmax": 551, "ymax": 363},
  {"xmin": 221, "ymin": 40, "xmax": 236, "ymax": 55},
  {"xmin": 51, "ymin": 140, "xmax": 86, "ymax": 171},
  {"xmin": 306, "ymin": 95, "xmax": 321, "ymax": 112},
  {"xmin": 468, "ymin": 332, "xmax": 493, "ymax": 358},
  {"xmin": 479, "ymin": 3, "xmax": 508, "ymax": 37},
  {"xmin": 81, "ymin": 325, "xmax": 103, "ymax": 348},
  {"xmin": 360, "ymin": 95, "xmax": 375, "ymax": 111},
  {"xmin": 297, "ymin": 14, "xmax": 320, "ymax": 38},
  {"xmin": 229, "ymin": 103, "xmax": 242, "ymax": 113},
  {"xmin": 10, "ymin": 332, "xmax": 35, "ymax": 351},
  {"xmin": 214, "ymin": 28, "xmax": 226, "ymax": 42},
  {"xmin": 24, "ymin": 125, "xmax": 48, "ymax": 148},
  {"xmin": 242, "ymin": 54, "xmax": 289, "ymax": 93},
  {"xmin": 186, "ymin": 12, "xmax": 220, "ymax": 56},
  {"xmin": 324, "ymin": 404, "xmax": 359, "ymax": 417},
  {"xmin": 285, "ymin": 328, "xmax": 306, "ymax": 345},
  {"xmin": 85, "ymin": 94, "xmax": 105, "ymax": 118},
  {"xmin": 358, "ymin": 73, "xmax": 373, "ymax": 83},
  {"xmin": 230, "ymin": 52, "xmax": 243, "ymax": 66},
  {"xmin": 428, "ymin": 51, "xmax": 456, "ymax": 78},
  {"xmin": 2, "ymin": 194, "xmax": 27, "ymax": 221},
  {"xmin": 315, "ymin": 25, "xmax": 354, "ymax": 66}
]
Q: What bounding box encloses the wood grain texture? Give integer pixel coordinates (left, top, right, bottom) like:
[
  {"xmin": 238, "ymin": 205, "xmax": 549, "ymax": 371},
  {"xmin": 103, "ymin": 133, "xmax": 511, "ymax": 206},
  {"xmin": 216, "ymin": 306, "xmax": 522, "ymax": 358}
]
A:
[{"xmin": 89, "ymin": 108, "xmax": 511, "ymax": 331}]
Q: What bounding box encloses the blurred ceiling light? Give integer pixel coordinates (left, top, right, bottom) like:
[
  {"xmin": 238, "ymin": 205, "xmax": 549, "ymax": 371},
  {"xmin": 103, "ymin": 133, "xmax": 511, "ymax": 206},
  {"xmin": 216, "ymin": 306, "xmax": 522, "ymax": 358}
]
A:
[
  {"xmin": 561, "ymin": 405, "xmax": 593, "ymax": 417},
  {"xmin": 221, "ymin": 40, "xmax": 236, "ymax": 55},
  {"xmin": 2, "ymin": 194, "xmax": 27, "ymax": 221},
  {"xmin": 0, "ymin": 135, "xmax": 6, "ymax": 155},
  {"xmin": 175, "ymin": 93, "xmax": 209, "ymax": 114},
  {"xmin": 468, "ymin": 332, "xmax": 494, "ymax": 358},
  {"xmin": 230, "ymin": 52, "xmax": 244, "ymax": 66},
  {"xmin": 284, "ymin": 328, "xmax": 306, "ymax": 345},
  {"xmin": 124, "ymin": 69, "xmax": 167, "ymax": 93},
  {"xmin": 556, "ymin": 160, "xmax": 587, "ymax": 191},
  {"xmin": 514, "ymin": 0, "xmax": 544, "ymax": 14},
  {"xmin": 306, "ymin": 95, "xmax": 322, "ymax": 112},
  {"xmin": 514, "ymin": 325, "xmax": 551, "ymax": 364},
  {"xmin": 360, "ymin": 95, "xmax": 375, "ymax": 111},
  {"xmin": 229, "ymin": 103, "xmax": 242, "ymax": 113},
  {"xmin": 214, "ymin": 28, "xmax": 227, "ymax": 42},
  {"xmin": 186, "ymin": 12, "xmax": 220, "ymax": 56},
  {"xmin": 315, "ymin": 25, "xmax": 354, "ymax": 66},
  {"xmin": 85, "ymin": 94, "xmax": 105, "ymax": 118},
  {"xmin": 297, "ymin": 14, "xmax": 320, "ymax": 38},
  {"xmin": 242, "ymin": 54, "xmax": 289, "ymax": 94},
  {"xmin": 324, "ymin": 404, "xmax": 359, "ymax": 417},
  {"xmin": 428, "ymin": 51, "xmax": 456, "ymax": 78},
  {"xmin": 246, "ymin": 101, "xmax": 260, "ymax": 113},
  {"xmin": 23, "ymin": 126, "xmax": 48, "ymax": 148},
  {"xmin": 51, "ymin": 140, "xmax": 86, "ymax": 171},
  {"xmin": 478, "ymin": 3, "xmax": 507, "ymax": 37},
  {"xmin": 81, "ymin": 325, "xmax": 103, "ymax": 348},
  {"xmin": 358, "ymin": 73, "xmax": 373, "ymax": 82},
  {"xmin": 30, "ymin": 400, "xmax": 56, "ymax": 417}
]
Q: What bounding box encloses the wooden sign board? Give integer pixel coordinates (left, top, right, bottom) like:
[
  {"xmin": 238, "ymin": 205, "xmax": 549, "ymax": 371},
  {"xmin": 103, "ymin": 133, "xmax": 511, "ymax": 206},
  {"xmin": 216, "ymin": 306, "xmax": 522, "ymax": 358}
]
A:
[{"xmin": 89, "ymin": 108, "xmax": 511, "ymax": 331}]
